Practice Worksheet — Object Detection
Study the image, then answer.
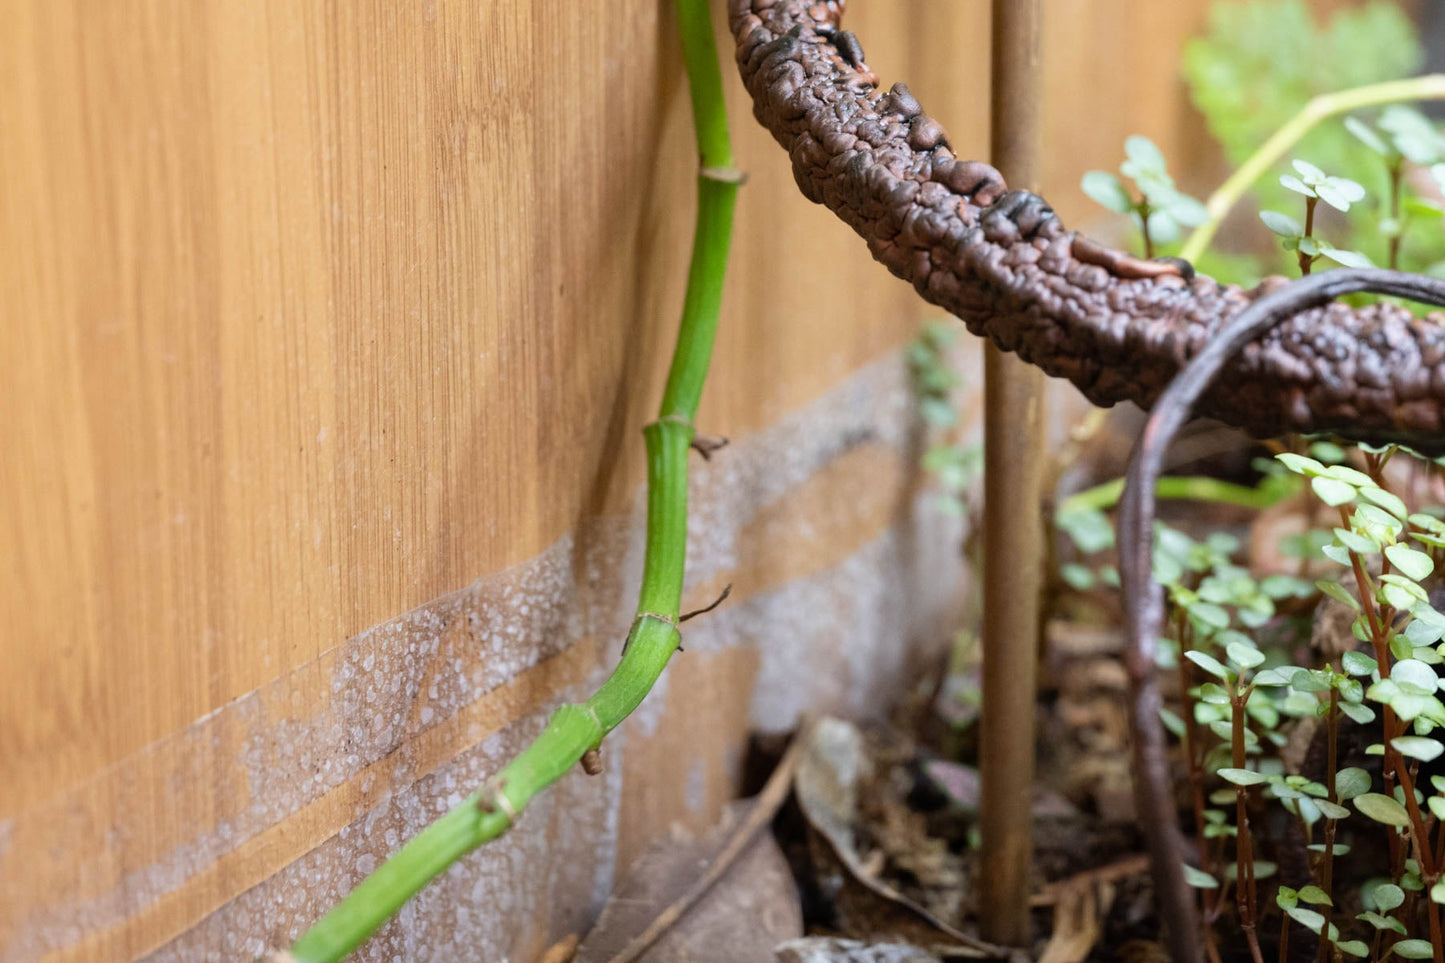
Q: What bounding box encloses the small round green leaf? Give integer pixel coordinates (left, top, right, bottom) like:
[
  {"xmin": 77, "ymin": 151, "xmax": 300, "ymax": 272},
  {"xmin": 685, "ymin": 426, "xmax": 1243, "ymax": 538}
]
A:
[
  {"xmin": 1393, "ymin": 659, "xmax": 1439, "ymax": 694},
  {"xmin": 1058, "ymin": 508, "xmax": 1115, "ymax": 554},
  {"xmin": 1321, "ymin": 246, "xmax": 1373, "ymax": 269},
  {"xmin": 1341, "ymin": 650, "xmax": 1376, "ymax": 676},
  {"xmin": 1366, "ymin": 881, "xmax": 1406, "ymax": 912},
  {"xmin": 1361, "ymin": 486, "xmax": 1409, "ymax": 520},
  {"xmin": 1060, "ymin": 563, "xmax": 1095, "ymax": 591},
  {"xmin": 1251, "ymin": 667, "xmax": 1294, "ymax": 687},
  {"xmin": 1312, "ymin": 476, "xmax": 1357, "ymax": 506},
  {"xmin": 1340, "ymin": 701, "xmax": 1376, "ymax": 725},
  {"xmin": 1285, "ymin": 905, "xmax": 1325, "ymax": 933},
  {"xmin": 1335, "ymin": 767, "xmax": 1372, "ymax": 800},
  {"xmin": 1277, "ymin": 453, "xmax": 1325, "ymax": 476},
  {"xmin": 1387, "ymin": 544, "xmax": 1435, "ymax": 580},
  {"xmin": 1165, "ymin": 194, "xmax": 1208, "ymax": 226},
  {"xmin": 1345, "ymin": 116, "xmax": 1390, "ymax": 156},
  {"xmin": 1226, "ymin": 641, "xmax": 1265, "ymax": 669},
  {"xmin": 1218, "ymin": 767, "xmax": 1268, "ymax": 786},
  {"xmin": 1260, "ymin": 210, "xmax": 1303, "ymax": 237},
  {"xmin": 1184, "ymin": 650, "xmax": 1230, "ymax": 681},
  {"xmin": 1315, "ymin": 178, "xmax": 1365, "ymax": 213},
  {"xmin": 1392, "ymin": 736, "xmax": 1444, "ymax": 762},
  {"xmin": 1124, "ymin": 135, "xmax": 1168, "ymax": 176},
  {"xmin": 1392, "ymin": 939, "xmax": 1435, "ymax": 959},
  {"xmin": 1354, "ymin": 792, "xmax": 1411, "ymax": 826},
  {"xmin": 1318, "ymin": 580, "xmax": 1361, "ymax": 610},
  {"xmin": 1321, "ymin": 465, "xmax": 1372, "ymax": 488},
  {"xmin": 1280, "ymin": 173, "xmax": 1314, "ymax": 197},
  {"xmin": 1081, "ymin": 171, "xmax": 1134, "ymax": 214},
  {"xmin": 1181, "ymin": 862, "xmax": 1218, "ymax": 889}
]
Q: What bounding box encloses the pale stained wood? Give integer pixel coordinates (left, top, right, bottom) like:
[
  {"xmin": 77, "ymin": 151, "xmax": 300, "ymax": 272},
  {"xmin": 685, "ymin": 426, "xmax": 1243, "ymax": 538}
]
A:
[{"xmin": 1, "ymin": 0, "xmax": 1279, "ymax": 956}]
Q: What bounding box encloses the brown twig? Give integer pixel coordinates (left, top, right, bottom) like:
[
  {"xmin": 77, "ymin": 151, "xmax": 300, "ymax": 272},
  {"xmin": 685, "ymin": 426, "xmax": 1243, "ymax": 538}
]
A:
[
  {"xmin": 679, "ymin": 584, "xmax": 732, "ymax": 623},
  {"xmin": 689, "ymin": 433, "xmax": 730, "ymax": 460},
  {"xmin": 602, "ymin": 734, "xmax": 803, "ymax": 963}
]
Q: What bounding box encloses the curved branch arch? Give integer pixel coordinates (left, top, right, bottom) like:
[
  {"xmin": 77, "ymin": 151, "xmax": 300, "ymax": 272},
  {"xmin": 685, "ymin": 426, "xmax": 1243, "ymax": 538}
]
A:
[{"xmin": 730, "ymin": 0, "xmax": 1445, "ymax": 451}]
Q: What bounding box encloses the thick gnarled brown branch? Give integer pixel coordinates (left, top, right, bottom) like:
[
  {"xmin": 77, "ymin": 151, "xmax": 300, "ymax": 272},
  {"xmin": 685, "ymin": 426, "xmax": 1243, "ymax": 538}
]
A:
[{"xmin": 730, "ymin": 0, "xmax": 1445, "ymax": 452}]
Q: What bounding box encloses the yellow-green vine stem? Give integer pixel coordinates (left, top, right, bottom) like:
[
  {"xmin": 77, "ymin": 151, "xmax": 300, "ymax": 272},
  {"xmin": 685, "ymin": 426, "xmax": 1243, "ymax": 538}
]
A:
[
  {"xmin": 285, "ymin": 3, "xmax": 738, "ymax": 959},
  {"xmin": 1179, "ymin": 75, "xmax": 1445, "ymax": 264},
  {"xmin": 1056, "ymin": 474, "xmax": 1290, "ymax": 517}
]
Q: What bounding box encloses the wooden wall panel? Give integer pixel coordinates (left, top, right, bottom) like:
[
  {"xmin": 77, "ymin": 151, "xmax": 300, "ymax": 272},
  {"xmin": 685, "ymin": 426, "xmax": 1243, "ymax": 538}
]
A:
[{"xmin": 0, "ymin": 0, "xmax": 1345, "ymax": 958}]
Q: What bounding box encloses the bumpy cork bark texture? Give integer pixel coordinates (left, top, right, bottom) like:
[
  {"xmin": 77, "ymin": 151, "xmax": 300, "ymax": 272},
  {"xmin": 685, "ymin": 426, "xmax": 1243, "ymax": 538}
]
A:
[{"xmin": 730, "ymin": 0, "xmax": 1445, "ymax": 451}]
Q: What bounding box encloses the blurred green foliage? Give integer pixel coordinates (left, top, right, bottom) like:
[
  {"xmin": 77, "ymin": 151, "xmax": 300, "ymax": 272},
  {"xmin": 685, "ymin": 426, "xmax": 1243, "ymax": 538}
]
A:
[{"xmin": 1177, "ymin": 1, "xmax": 1445, "ymax": 283}]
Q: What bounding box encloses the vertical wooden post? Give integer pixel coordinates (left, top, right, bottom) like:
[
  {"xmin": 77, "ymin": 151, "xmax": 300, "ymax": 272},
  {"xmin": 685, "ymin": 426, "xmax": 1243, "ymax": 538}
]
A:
[{"xmin": 979, "ymin": 0, "xmax": 1045, "ymax": 947}]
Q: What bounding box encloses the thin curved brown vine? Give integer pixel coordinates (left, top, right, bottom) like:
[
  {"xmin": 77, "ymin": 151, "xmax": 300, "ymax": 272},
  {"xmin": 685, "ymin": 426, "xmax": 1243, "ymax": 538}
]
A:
[
  {"xmin": 729, "ymin": 0, "xmax": 1445, "ymax": 453},
  {"xmin": 1116, "ymin": 269, "xmax": 1445, "ymax": 963}
]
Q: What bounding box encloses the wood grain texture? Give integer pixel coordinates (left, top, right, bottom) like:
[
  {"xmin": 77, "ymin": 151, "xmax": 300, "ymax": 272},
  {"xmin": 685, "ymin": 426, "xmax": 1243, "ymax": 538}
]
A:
[{"xmin": 0, "ymin": 0, "xmax": 1245, "ymax": 957}]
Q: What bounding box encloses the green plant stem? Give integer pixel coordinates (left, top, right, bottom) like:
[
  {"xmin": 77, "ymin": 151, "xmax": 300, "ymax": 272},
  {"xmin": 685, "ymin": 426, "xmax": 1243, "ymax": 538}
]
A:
[
  {"xmin": 1056, "ymin": 474, "xmax": 1289, "ymax": 518},
  {"xmin": 1180, "ymin": 75, "xmax": 1445, "ymax": 264},
  {"xmin": 285, "ymin": 3, "xmax": 738, "ymax": 960}
]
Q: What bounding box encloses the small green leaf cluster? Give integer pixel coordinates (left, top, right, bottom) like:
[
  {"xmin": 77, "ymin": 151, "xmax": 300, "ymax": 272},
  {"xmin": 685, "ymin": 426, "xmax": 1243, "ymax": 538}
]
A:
[
  {"xmin": 1184, "ymin": 2, "xmax": 1421, "ymax": 173},
  {"xmin": 1276, "ymin": 451, "xmax": 1444, "ymax": 658},
  {"xmin": 1056, "ymin": 504, "xmax": 1119, "ymax": 592},
  {"xmin": 1081, "ymin": 136, "xmax": 1208, "ymax": 256},
  {"xmin": 908, "ymin": 320, "xmax": 963, "ymax": 429},
  {"xmin": 1062, "ymin": 439, "xmax": 1445, "ymax": 951},
  {"xmin": 1279, "ymin": 158, "xmax": 1367, "ymax": 213},
  {"xmin": 1347, "ymin": 107, "xmax": 1445, "ymax": 271},
  {"xmin": 1181, "ymin": 1, "xmax": 1422, "ymax": 282},
  {"xmin": 1348, "ymin": 106, "xmax": 1445, "ymax": 170},
  {"xmin": 1260, "ymin": 160, "xmax": 1372, "ymax": 272},
  {"xmin": 1278, "ymin": 884, "xmax": 1368, "ymax": 957},
  {"xmin": 907, "ymin": 320, "xmax": 982, "ymax": 517}
]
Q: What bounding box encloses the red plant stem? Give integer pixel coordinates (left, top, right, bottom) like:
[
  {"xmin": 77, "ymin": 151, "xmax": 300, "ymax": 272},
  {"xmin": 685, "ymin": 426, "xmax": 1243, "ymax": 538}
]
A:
[
  {"xmin": 1300, "ymin": 196, "xmax": 1319, "ymax": 276},
  {"xmin": 1431, "ymin": 895, "xmax": 1444, "ymax": 963},
  {"xmin": 1233, "ymin": 688, "xmax": 1265, "ymax": 963},
  {"xmin": 1338, "ymin": 505, "xmax": 1419, "ymax": 885},
  {"xmin": 1395, "ymin": 757, "xmax": 1445, "ymax": 963},
  {"xmin": 1175, "ymin": 614, "xmax": 1223, "ymax": 962},
  {"xmin": 1389, "ymin": 159, "xmax": 1403, "ymax": 272},
  {"xmin": 1178, "ymin": 616, "xmax": 1210, "ymax": 872},
  {"xmin": 1317, "ymin": 688, "xmax": 1340, "ymax": 963}
]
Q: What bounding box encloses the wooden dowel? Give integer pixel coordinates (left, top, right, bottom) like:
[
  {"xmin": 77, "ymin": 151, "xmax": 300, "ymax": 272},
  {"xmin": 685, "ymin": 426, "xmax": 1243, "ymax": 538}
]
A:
[{"xmin": 978, "ymin": 0, "xmax": 1045, "ymax": 948}]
